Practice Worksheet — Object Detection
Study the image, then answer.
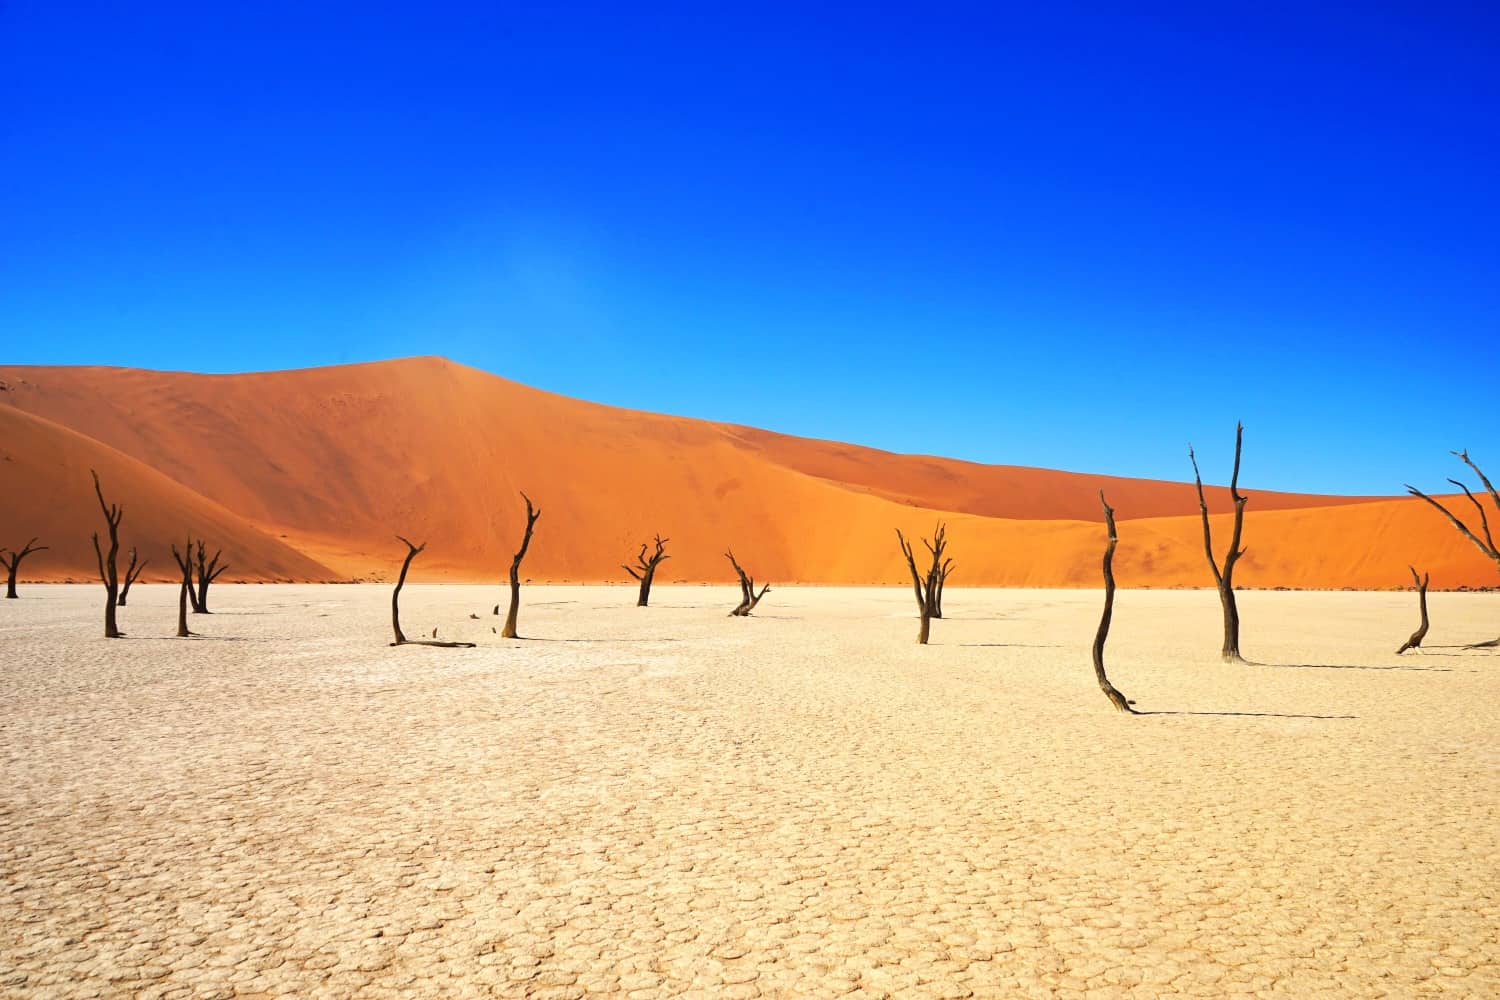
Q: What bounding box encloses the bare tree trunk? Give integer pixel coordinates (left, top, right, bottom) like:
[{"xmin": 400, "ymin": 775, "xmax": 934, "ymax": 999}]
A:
[
  {"xmin": 1190, "ymin": 423, "xmax": 1249, "ymax": 663},
  {"xmin": 932, "ymin": 559, "xmax": 954, "ymax": 618},
  {"xmin": 501, "ymin": 493, "xmax": 541, "ymax": 638},
  {"xmin": 1406, "ymin": 449, "xmax": 1500, "ymax": 648},
  {"xmin": 89, "ymin": 471, "xmax": 124, "ymax": 638},
  {"xmin": 193, "ymin": 541, "xmax": 228, "ymax": 613},
  {"xmin": 1, "ymin": 537, "xmax": 48, "ymax": 599},
  {"xmin": 896, "ymin": 524, "xmax": 948, "ymax": 644},
  {"xmin": 170, "ymin": 538, "xmax": 196, "ymax": 638},
  {"xmin": 1092, "ymin": 491, "xmax": 1137, "ymax": 713},
  {"xmin": 725, "ymin": 550, "xmax": 770, "ymax": 616},
  {"xmin": 1218, "ymin": 586, "xmax": 1242, "ymax": 662},
  {"xmin": 118, "ymin": 548, "xmax": 147, "ymax": 606},
  {"xmin": 624, "ymin": 535, "xmax": 670, "ymax": 607},
  {"xmin": 391, "ymin": 536, "xmax": 475, "ymax": 648},
  {"xmin": 1395, "ymin": 566, "xmax": 1431, "ymax": 655},
  {"xmin": 392, "ymin": 538, "xmax": 419, "ymax": 645}
]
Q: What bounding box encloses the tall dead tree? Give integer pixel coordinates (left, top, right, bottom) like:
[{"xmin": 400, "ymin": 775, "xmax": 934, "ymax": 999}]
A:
[
  {"xmin": 896, "ymin": 523, "xmax": 948, "ymax": 644},
  {"xmin": 1395, "ymin": 566, "xmax": 1431, "ymax": 655},
  {"xmin": 1, "ymin": 538, "xmax": 47, "ymax": 599},
  {"xmin": 117, "ymin": 548, "xmax": 148, "ymax": 607},
  {"xmin": 392, "ymin": 537, "xmax": 475, "ymax": 648},
  {"xmin": 192, "ymin": 541, "xmax": 228, "ymax": 613},
  {"xmin": 931, "ymin": 559, "xmax": 955, "ymax": 618},
  {"xmin": 725, "ymin": 550, "xmax": 770, "ymax": 616},
  {"xmin": 89, "ymin": 470, "xmax": 124, "ymax": 638},
  {"xmin": 1406, "ymin": 449, "xmax": 1500, "ymax": 648},
  {"xmin": 623, "ymin": 535, "xmax": 670, "ymax": 607},
  {"xmin": 1092, "ymin": 492, "xmax": 1137, "ymax": 713},
  {"xmin": 500, "ymin": 492, "xmax": 541, "ymax": 639},
  {"xmin": 170, "ymin": 539, "xmax": 197, "ymax": 638},
  {"xmin": 1190, "ymin": 423, "xmax": 1249, "ymax": 663}
]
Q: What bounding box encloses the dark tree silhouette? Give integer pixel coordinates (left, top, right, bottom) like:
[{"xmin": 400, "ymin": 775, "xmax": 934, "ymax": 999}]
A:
[
  {"xmin": 1190, "ymin": 423, "xmax": 1249, "ymax": 663},
  {"xmin": 1, "ymin": 537, "xmax": 47, "ymax": 599},
  {"xmin": 392, "ymin": 537, "xmax": 475, "ymax": 648},
  {"xmin": 623, "ymin": 535, "xmax": 670, "ymax": 607},
  {"xmin": 1406, "ymin": 449, "xmax": 1500, "ymax": 648},
  {"xmin": 89, "ymin": 470, "xmax": 124, "ymax": 638},
  {"xmin": 1395, "ymin": 566, "xmax": 1431, "ymax": 655},
  {"xmin": 500, "ymin": 493, "xmax": 541, "ymax": 639},
  {"xmin": 1091, "ymin": 492, "xmax": 1137, "ymax": 713},
  {"xmin": 170, "ymin": 539, "xmax": 197, "ymax": 638},
  {"xmin": 117, "ymin": 548, "xmax": 148, "ymax": 607},
  {"xmin": 725, "ymin": 549, "xmax": 770, "ymax": 616},
  {"xmin": 931, "ymin": 559, "xmax": 955, "ymax": 619},
  {"xmin": 895, "ymin": 523, "xmax": 948, "ymax": 644},
  {"xmin": 192, "ymin": 541, "xmax": 228, "ymax": 613}
]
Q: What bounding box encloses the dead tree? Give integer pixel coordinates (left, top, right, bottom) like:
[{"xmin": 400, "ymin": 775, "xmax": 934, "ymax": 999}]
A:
[
  {"xmin": 725, "ymin": 549, "xmax": 770, "ymax": 616},
  {"xmin": 500, "ymin": 492, "xmax": 541, "ymax": 639},
  {"xmin": 1395, "ymin": 566, "xmax": 1431, "ymax": 655},
  {"xmin": 1406, "ymin": 449, "xmax": 1500, "ymax": 648},
  {"xmin": 89, "ymin": 470, "xmax": 124, "ymax": 638},
  {"xmin": 623, "ymin": 535, "xmax": 670, "ymax": 607},
  {"xmin": 117, "ymin": 548, "xmax": 148, "ymax": 607},
  {"xmin": 391, "ymin": 537, "xmax": 475, "ymax": 648},
  {"xmin": 896, "ymin": 523, "xmax": 948, "ymax": 644},
  {"xmin": 931, "ymin": 559, "xmax": 955, "ymax": 618},
  {"xmin": 1092, "ymin": 492, "xmax": 1137, "ymax": 713},
  {"xmin": 1, "ymin": 537, "xmax": 47, "ymax": 599},
  {"xmin": 1190, "ymin": 423, "xmax": 1249, "ymax": 663},
  {"xmin": 192, "ymin": 541, "xmax": 228, "ymax": 613},
  {"xmin": 170, "ymin": 539, "xmax": 197, "ymax": 638}
]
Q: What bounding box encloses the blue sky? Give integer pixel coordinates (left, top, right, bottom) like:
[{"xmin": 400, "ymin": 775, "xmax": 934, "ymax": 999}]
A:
[{"xmin": 3, "ymin": 3, "xmax": 1496, "ymax": 494}]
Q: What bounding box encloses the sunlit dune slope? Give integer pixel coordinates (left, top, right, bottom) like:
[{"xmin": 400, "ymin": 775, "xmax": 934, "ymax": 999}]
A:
[
  {"xmin": 725, "ymin": 426, "xmax": 1383, "ymax": 521},
  {"xmin": 0, "ymin": 357, "xmax": 1493, "ymax": 588}
]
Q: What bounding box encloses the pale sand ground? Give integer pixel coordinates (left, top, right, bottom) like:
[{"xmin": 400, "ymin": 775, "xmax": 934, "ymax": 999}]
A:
[{"xmin": 2, "ymin": 585, "xmax": 1497, "ymax": 999}]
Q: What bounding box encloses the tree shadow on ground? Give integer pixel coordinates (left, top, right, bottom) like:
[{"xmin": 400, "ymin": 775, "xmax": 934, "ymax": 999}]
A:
[
  {"xmin": 1137, "ymin": 710, "xmax": 1358, "ymax": 720},
  {"xmin": 514, "ymin": 636, "xmax": 682, "ymax": 644},
  {"xmin": 1255, "ymin": 660, "xmax": 1452, "ymax": 673},
  {"xmin": 959, "ymin": 642, "xmax": 1063, "ymax": 649},
  {"xmin": 132, "ymin": 635, "xmax": 280, "ymax": 643}
]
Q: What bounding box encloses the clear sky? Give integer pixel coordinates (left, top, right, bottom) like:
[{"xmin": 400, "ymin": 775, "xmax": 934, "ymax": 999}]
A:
[{"xmin": 3, "ymin": 3, "xmax": 1496, "ymax": 495}]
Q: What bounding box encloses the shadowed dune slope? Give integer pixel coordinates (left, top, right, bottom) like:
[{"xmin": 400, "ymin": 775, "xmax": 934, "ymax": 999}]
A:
[
  {"xmin": 0, "ymin": 357, "xmax": 1493, "ymax": 588},
  {"xmin": 0, "ymin": 406, "xmax": 336, "ymax": 583}
]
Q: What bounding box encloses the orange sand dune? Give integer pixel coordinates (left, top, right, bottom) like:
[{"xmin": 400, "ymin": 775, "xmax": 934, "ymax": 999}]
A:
[
  {"xmin": 0, "ymin": 357, "xmax": 1493, "ymax": 588},
  {"xmin": 726, "ymin": 426, "xmax": 1384, "ymax": 521},
  {"xmin": 0, "ymin": 406, "xmax": 335, "ymax": 583}
]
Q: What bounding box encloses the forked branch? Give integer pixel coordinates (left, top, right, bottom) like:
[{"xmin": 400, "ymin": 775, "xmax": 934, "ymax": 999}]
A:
[
  {"xmin": 392, "ymin": 536, "xmax": 475, "ymax": 648},
  {"xmin": 90, "ymin": 469, "xmax": 124, "ymax": 638},
  {"xmin": 896, "ymin": 523, "xmax": 948, "ymax": 644},
  {"xmin": 500, "ymin": 492, "xmax": 542, "ymax": 638},
  {"xmin": 1, "ymin": 537, "xmax": 48, "ymax": 599},
  {"xmin": 170, "ymin": 538, "xmax": 198, "ymax": 638},
  {"xmin": 725, "ymin": 549, "xmax": 770, "ymax": 616},
  {"xmin": 118, "ymin": 548, "xmax": 148, "ymax": 606},
  {"xmin": 1406, "ymin": 449, "xmax": 1500, "ymax": 650},
  {"xmin": 1190, "ymin": 423, "xmax": 1249, "ymax": 662},
  {"xmin": 1395, "ymin": 566, "xmax": 1430, "ymax": 655},
  {"xmin": 624, "ymin": 534, "xmax": 670, "ymax": 607}
]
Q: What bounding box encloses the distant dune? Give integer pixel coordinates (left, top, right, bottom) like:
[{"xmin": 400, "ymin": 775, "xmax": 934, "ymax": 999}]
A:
[{"xmin": 0, "ymin": 357, "xmax": 1493, "ymax": 588}]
